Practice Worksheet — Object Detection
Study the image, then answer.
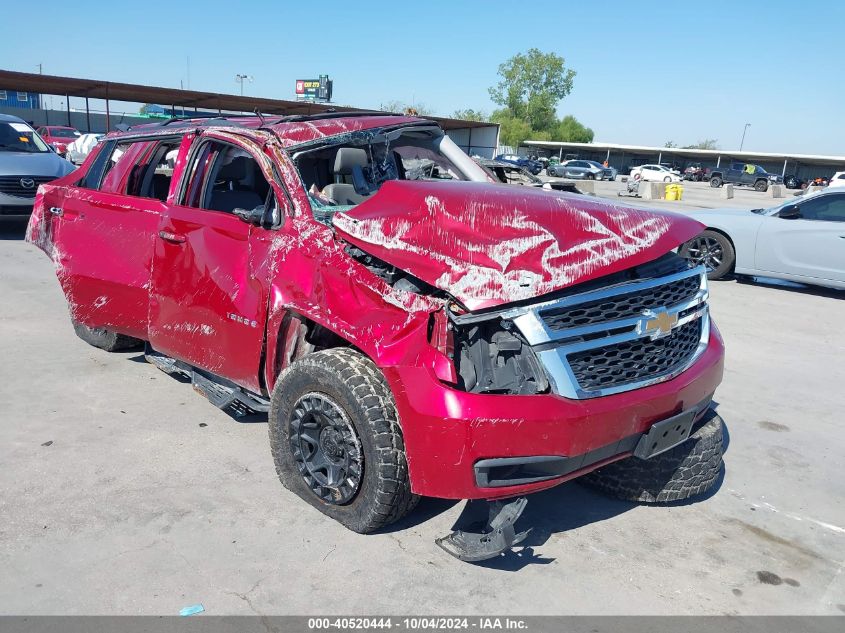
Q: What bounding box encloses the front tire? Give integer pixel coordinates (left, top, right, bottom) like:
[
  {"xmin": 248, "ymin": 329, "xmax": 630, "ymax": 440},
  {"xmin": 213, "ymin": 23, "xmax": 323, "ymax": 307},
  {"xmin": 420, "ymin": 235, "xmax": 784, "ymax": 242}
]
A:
[
  {"xmin": 709, "ymin": 176, "xmax": 723, "ymax": 188},
  {"xmin": 72, "ymin": 321, "xmax": 143, "ymax": 352},
  {"xmin": 679, "ymin": 229, "xmax": 735, "ymax": 279},
  {"xmin": 754, "ymin": 179, "xmax": 768, "ymax": 192},
  {"xmin": 580, "ymin": 410, "xmax": 724, "ymax": 504},
  {"xmin": 664, "ymin": 176, "xmax": 671, "ymax": 183},
  {"xmin": 268, "ymin": 348, "xmax": 418, "ymax": 533}
]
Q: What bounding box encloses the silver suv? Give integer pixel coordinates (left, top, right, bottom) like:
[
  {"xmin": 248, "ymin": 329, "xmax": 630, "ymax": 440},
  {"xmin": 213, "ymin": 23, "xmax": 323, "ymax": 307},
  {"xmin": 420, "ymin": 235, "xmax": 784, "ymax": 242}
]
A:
[{"xmin": 0, "ymin": 114, "xmax": 75, "ymax": 216}]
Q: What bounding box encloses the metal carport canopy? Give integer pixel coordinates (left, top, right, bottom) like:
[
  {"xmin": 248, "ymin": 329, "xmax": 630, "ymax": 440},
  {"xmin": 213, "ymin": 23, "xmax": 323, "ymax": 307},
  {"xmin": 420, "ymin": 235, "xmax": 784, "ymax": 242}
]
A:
[
  {"xmin": 0, "ymin": 69, "xmax": 493, "ymax": 132},
  {"xmin": 523, "ymin": 140, "xmax": 845, "ymax": 168}
]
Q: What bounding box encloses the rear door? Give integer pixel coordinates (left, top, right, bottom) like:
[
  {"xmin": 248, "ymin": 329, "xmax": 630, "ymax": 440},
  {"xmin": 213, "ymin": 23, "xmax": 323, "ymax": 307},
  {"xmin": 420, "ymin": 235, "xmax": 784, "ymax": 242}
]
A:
[
  {"xmin": 755, "ymin": 192, "xmax": 845, "ymax": 284},
  {"xmin": 148, "ymin": 132, "xmax": 281, "ymax": 392},
  {"xmin": 51, "ymin": 134, "xmax": 185, "ymax": 339}
]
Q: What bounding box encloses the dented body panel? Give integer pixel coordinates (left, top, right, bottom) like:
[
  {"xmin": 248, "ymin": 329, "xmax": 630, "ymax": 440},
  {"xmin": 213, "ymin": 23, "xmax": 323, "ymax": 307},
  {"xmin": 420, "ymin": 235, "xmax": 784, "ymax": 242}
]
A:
[
  {"xmin": 27, "ymin": 114, "xmax": 724, "ymax": 502},
  {"xmin": 334, "ymin": 180, "xmax": 704, "ymax": 311}
]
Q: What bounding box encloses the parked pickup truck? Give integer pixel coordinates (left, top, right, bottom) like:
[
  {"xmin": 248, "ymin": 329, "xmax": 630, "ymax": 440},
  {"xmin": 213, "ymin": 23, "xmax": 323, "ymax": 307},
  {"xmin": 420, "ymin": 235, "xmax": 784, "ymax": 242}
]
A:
[
  {"xmin": 27, "ymin": 112, "xmax": 725, "ymax": 561},
  {"xmin": 709, "ymin": 162, "xmax": 781, "ymax": 192}
]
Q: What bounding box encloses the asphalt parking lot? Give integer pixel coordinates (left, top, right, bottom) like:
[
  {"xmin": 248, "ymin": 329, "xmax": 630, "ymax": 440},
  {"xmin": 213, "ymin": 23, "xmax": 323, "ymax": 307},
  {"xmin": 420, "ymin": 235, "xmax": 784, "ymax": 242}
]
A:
[{"xmin": 1, "ymin": 206, "xmax": 843, "ymax": 615}]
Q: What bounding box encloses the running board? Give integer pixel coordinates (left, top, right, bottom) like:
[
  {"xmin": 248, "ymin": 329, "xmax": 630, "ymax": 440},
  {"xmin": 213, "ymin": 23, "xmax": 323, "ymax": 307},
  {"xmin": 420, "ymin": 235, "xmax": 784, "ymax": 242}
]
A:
[
  {"xmin": 145, "ymin": 346, "xmax": 270, "ymax": 417},
  {"xmin": 435, "ymin": 497, "xmax": 531, "ymax": 562}
]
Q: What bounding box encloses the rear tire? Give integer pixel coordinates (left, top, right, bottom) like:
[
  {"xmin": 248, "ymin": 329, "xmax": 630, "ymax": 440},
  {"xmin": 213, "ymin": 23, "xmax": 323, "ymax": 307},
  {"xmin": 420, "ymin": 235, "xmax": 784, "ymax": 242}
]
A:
[
  {"xmin": 580, "ymin": 411, "xmax": 724, "ymax": 504},
  {"xmin": 268, "ymin": 348, "xmax": 418, "ymax": 534},
  {"xmin": 709, "ymin": 176, "xmax": 722, "ymax": 187},
  {"xmin": 72, "ymin": 321, "xmax": 143, "ymax": 352}
]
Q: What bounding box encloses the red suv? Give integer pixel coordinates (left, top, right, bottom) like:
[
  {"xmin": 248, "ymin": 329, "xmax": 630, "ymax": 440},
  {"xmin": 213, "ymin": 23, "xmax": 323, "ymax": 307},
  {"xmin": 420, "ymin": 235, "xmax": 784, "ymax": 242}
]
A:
[
  {"xmin": 36, "ymin": 125, "xmax": 81, "ymax": 156},
  {"xmin": 27, "ymin": 113, "xmax": 724, "ymax": 560}
]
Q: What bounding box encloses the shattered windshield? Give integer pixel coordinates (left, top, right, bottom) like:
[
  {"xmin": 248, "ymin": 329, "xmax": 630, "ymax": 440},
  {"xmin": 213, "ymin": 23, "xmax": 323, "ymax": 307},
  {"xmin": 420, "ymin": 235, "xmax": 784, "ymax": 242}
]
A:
[{"xmin": 291, "ymin": 125, "xmax": 484, "ymax": 224}]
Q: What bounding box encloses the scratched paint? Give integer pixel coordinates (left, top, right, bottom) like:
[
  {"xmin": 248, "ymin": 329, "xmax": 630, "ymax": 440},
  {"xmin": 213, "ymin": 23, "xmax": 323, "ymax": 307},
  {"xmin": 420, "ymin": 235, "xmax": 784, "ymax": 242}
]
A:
[{"xmin": 334, "ymin": 179, "xmax": 705, "ymax": 311}]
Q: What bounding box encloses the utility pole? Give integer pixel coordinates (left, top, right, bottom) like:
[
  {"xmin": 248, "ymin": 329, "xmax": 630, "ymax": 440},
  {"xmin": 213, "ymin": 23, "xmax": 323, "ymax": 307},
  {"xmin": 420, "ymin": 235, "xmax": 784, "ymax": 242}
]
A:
[
  {"xmin": 235, "ymin": 74, "xmax": 253, "ymax": 96},
  {"xmin": 739, "ymin": 123, "xmax": 751, "ymax": 152}
]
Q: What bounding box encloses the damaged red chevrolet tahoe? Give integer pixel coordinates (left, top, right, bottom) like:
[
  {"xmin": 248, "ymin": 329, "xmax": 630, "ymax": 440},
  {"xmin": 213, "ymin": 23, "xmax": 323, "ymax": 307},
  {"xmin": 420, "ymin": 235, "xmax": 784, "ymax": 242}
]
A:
[{"xmin": 27, "ymin": 113, "xmax": 725, "ymax": 560}]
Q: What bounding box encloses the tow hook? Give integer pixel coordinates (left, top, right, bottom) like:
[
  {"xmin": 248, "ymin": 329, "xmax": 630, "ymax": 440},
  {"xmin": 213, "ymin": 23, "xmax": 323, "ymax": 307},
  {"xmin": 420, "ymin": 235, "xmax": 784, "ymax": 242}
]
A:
[{"xmin": 435, "ymin": 497, "xmax": 531, "ymax": 562}]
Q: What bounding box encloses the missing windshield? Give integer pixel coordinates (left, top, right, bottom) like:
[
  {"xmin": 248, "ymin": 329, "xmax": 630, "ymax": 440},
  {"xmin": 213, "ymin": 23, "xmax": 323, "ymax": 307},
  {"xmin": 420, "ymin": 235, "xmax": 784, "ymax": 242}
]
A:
[{"xmin": 291, "ymin": 125, "xmax": 472, "ymax": 223}]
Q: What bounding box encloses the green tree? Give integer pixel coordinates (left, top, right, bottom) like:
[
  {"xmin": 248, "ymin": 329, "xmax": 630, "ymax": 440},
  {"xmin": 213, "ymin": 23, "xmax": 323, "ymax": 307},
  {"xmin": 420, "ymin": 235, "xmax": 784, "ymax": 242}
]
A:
[
  {"xmin": 451, "ymin": 108, "xmax": 487, "ymax": 122},
  {"xmin": 665, "ymin": 141, "xmax": 678, "ymax": 148},
  {"xmin": 490, "ymin": 110, "xmax": 533, "ymax": 148},
  {"xmin": 552, "ymin": 115, "xmax": 594, "ymax": 143},
  {"xmin": 489, "ymin": 48, "xmax": 576, "ymax": 131},
  {"xmin": 379, "ymin": 100, "xmax": 433, "ymax": 116},
  {"xmin": 683, "ymin": 139, "xmax": 719, "ymax": 150}
]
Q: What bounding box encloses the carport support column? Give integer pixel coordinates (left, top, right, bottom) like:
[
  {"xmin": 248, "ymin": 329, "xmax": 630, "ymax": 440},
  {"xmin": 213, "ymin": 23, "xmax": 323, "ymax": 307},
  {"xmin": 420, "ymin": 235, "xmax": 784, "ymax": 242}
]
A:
[
  {"xmin": 558, "ymin": 147, "xmax": 563, "ymax": 161},
  {"xmin": 105, "ymin": 84, "xmax": 110, "ymax": 133},
  {"xmin": 85, "ymin": 96, "xmax": 91, "ymax": 133},
  {"xmin": 605, "ymin": 149, "xmax": 610, "ymax": 163},
  {"xmin": 716, "ymin": 155, "xmax": 721, "ymax": 167},
  {"xmin": 65, "ymin": 95, "xmax": 71, "ymax": 126},
  {"xmin": 782, "ymin": 158, "xmax": 788, "ymax": 177},
  {"xmin": 658, "ymin": 151, "xmax": 662, "ymax": 164}
]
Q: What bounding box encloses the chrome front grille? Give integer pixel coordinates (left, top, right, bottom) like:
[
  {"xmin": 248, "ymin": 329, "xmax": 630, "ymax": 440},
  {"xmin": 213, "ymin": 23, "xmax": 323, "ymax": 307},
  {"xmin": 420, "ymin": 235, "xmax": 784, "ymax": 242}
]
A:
[
  {"xmin": 469, "ymin": 264, "xmax": 711, "ymax": 399},
  {"xmin": 540, "ymin": 274, "xmax": 701, "ymax": 331},
  {"xmin": 567, "ymin": 318, "xmax": 703, "ymax": 391},
  {"xmin": 0, "ymin": 176, "xmax": 54, "ymax": 198}
]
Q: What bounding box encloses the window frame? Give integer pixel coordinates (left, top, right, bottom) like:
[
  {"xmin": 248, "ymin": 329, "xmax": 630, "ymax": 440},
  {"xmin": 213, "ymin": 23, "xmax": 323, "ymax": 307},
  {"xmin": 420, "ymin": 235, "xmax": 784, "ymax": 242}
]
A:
[{"xmin": 17, "ymin": 91, "xmax": 28, "ymax": 102}]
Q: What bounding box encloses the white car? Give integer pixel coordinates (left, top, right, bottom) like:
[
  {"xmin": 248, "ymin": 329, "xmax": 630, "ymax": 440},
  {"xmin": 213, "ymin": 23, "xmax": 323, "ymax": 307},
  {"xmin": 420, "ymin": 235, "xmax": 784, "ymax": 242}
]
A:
[
  {"xmin": 631, "ymin": 164, "xmax": 682, "ymax": 183},
  {"xmin": 828, "ymin": 171, "xmax": 845, "ymax": 188},
  {"xmin": 678, "ymin": 189, "xmax": 845, "ymax": 289},
  {"xmin": 65, "ymin": 133, "xmax": 103, "ymax": 165}
]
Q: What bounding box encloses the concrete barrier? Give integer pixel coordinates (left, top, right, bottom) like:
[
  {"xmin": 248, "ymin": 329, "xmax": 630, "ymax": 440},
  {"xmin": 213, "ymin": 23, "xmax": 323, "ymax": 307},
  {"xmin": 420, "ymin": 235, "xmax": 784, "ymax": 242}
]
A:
[
  {"xmin": 640, "ymin": 182, "xmax": 664, "ymax": 200},
  {"xmin": 770, "ymin": 185, "xmax": 784, "ymax": 198},
  {"xmin": 721, "ymin": 184, "xmax": 734, "ymax": 199},
  {"xmin": 575, "ymin": 180, "xmax": 595, "ymax": 194}
]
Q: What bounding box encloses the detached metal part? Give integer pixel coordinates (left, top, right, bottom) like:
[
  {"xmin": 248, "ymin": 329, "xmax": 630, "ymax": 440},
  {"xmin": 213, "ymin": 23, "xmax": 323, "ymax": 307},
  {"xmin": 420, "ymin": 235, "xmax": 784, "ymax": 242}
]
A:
[{"xmin": 435, "ymin": 497, "xmax": 531, "ymax": 562}]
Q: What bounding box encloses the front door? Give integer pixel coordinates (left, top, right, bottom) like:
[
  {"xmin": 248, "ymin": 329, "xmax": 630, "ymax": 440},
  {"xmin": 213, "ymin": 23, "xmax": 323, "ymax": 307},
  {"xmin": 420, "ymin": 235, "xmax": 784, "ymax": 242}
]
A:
[
  {"xmin": 756, "ymin": 192, "xmax": 845, "ymax": 284},
  {"xmin": 148, "ymin": 133, "xmax": 280, "ymax": 392}
]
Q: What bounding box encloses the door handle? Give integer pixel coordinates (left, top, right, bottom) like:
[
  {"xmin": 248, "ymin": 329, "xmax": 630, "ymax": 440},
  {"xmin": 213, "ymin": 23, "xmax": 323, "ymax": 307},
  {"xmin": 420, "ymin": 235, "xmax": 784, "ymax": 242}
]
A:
[
  {"xmin": 49, "ymin": 207, "xmax": 62, "ymax": 216},
  {"xmin": 158, "ymin": 230, "xmax": 186, "ymax": 244}
]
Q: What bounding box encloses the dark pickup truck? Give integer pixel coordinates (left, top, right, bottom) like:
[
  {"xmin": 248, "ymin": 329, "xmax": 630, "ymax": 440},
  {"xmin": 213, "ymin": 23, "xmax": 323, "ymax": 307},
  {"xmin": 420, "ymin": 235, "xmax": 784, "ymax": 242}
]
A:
[{"xmin": 709, "ymin": 162, "xmax": 781, "ymax": 192}]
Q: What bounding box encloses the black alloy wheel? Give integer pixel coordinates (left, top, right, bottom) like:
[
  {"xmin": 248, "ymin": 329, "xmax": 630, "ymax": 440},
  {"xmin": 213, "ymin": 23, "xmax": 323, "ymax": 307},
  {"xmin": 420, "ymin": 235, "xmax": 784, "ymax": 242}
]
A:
[{"xmin": 289, "ymin": 392, "xmax": 363, "ymax": 505}]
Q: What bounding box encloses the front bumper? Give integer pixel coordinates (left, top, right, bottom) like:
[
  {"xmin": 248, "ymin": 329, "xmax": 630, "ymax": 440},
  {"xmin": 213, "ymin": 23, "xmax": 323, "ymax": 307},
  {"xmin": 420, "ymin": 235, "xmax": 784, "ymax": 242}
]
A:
[
  {"xmin": 0, "ymin": 193, "xmax": 35, "ymax": 216},
  {"xmin": 385, "ymin": 325, "xmax": 724, "ymax": 500}
]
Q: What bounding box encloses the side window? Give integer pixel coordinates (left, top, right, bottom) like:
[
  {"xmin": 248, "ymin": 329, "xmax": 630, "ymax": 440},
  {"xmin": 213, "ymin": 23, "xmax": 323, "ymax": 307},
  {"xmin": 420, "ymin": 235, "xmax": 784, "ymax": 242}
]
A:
[
  {"xmin": 182, "ymin": 141, "xmax": 271, "ymax": 214},
  {"xmin": 99, "ymin": 141, "xmax": 156, "ymax": 194},
  {"xmin": 798, "ymin": 194, "xmax": 845, "ymax": 222},
  {"xmin": 125, "ymin": 140, "xmax": 181, "ymax": 201}
]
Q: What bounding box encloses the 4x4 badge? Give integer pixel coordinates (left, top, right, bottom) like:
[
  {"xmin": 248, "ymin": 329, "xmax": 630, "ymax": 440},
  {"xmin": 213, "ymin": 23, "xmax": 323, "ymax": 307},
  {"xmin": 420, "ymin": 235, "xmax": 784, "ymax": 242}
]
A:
[{"xmin": 641, "ymin": 308, "xmax": 678, "ymax": 340}]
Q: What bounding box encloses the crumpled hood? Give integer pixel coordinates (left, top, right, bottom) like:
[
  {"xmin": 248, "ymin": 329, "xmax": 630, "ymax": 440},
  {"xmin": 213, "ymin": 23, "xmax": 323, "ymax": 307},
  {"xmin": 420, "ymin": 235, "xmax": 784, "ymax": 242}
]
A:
[{"xmin": 333, "ymin": 180, "xmax": 704, "ymax": 311}]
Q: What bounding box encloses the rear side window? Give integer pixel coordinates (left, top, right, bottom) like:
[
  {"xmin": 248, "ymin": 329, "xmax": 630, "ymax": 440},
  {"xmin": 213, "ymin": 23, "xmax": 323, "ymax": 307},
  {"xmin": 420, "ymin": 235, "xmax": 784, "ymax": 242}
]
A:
[{"xmin": 99, "ymin": 141, "xmax": 155, "ymax": 194}]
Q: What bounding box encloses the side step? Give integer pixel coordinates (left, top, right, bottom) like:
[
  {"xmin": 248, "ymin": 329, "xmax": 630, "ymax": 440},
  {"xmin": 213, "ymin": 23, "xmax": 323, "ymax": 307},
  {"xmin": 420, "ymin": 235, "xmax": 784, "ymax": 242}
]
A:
[{"xmin": 145, "ymin": 346, "xmax": 270, "ymax": 417}]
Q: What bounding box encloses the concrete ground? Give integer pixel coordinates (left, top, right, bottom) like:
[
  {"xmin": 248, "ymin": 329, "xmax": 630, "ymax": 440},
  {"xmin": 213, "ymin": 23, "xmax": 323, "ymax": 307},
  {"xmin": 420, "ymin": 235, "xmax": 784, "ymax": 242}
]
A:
[
  {"xmin": 544, "ymin": 177, "xmax": 803, "ymax": 212},
  {"xmin": 1, "ymin": 213, "xmax": 844, "ymax": 616}
]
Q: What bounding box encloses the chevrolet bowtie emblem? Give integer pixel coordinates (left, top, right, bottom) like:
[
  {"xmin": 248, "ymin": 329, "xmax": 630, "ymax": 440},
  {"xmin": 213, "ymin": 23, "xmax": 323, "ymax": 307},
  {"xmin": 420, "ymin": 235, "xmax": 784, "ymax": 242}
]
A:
[{"xmin": 642, "ymin": 308, "xmax": 678, "ymax": 339}]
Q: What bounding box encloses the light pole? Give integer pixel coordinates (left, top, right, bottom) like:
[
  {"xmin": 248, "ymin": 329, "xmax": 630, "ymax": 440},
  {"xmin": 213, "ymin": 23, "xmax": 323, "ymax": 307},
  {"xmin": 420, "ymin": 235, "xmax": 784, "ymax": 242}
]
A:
[
  {"xmin": 739, "ymin": 123, "xmax": 751, "ymax": 151},
  {"xmin": 235, "ymin": 74, "xmax": 253, "ymax": 96}
]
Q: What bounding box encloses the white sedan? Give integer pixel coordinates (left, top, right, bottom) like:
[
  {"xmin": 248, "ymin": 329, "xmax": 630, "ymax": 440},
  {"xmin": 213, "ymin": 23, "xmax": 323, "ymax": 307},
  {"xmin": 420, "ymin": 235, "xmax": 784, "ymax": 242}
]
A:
[
  {"xmin": 65, "ymin": 133, "xmax": 103, "ymax": 165},
  {"xmin": 678, "ymin": 189, "xmax": 845, "ymax": 289},
  {"xmin": 631, "ymin": 164, "xmax": 682, "ymax": 183}
]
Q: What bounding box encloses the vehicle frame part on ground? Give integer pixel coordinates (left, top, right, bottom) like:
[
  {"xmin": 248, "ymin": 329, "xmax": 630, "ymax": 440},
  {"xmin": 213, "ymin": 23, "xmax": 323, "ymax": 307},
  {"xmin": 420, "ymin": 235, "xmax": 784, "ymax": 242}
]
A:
[{"xmin": 26, "ymin": 112, "xmax": 725, "ymax": 560}]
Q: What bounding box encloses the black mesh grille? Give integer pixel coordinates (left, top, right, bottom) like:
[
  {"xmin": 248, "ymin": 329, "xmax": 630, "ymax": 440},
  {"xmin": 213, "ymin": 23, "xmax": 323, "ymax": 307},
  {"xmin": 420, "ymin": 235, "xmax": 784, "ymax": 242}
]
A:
[
  {"xmin": 541, "ymin": 275, "xmax": 701, "ymax": 331},
  {"xmin": 0, "ymin": 176, "xmax": 55, "ymax": 198},
  {"xmin": 567, "ymin": 319, "xmax": 702, "ymax": 392}
]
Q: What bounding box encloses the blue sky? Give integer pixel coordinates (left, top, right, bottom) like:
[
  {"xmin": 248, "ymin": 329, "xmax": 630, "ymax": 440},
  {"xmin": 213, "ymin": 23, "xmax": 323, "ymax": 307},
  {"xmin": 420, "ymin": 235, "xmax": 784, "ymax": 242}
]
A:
[{"xmin": 2, "ymin": 0, "xmax": 843, "ymax": 154}]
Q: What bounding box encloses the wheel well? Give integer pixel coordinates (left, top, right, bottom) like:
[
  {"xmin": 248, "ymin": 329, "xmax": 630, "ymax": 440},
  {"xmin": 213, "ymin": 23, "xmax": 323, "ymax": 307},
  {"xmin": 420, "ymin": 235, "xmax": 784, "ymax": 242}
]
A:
[{"xmin": 271, "ymin": 312, "xmax": 357, "ymax": 386}]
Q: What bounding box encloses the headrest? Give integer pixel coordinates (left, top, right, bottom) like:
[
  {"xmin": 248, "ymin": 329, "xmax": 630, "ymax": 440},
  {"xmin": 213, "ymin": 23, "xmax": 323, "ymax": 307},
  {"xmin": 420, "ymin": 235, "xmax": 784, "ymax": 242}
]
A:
[
  {"xmin": 333, "ymin": 148, "xmax": 368, "ymax": 175},
  {"xmin": 218, "ymin": 156, "xmax": 250, "ymax": 181}
]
